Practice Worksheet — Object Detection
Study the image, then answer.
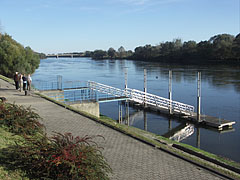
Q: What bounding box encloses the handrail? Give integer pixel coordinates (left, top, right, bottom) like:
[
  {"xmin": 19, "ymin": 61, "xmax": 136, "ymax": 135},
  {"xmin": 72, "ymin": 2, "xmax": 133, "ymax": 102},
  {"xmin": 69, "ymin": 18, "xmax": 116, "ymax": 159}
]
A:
[{"xmin": 88, "ymin": 81, "xmax": 194, "ymax": 115}]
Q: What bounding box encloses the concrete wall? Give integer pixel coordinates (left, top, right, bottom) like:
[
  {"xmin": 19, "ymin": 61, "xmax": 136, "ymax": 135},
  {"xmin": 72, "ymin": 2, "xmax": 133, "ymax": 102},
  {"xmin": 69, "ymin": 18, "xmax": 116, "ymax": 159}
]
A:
[{"xmin": 70, "ymin": 102, "xmax": 99, "ymax": 118}]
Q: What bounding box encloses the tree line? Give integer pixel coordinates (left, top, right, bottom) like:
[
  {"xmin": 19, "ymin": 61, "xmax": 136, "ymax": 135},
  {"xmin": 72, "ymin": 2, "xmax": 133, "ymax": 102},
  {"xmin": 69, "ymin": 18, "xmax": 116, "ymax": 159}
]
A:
[
  {"xmin": 88, "ymin": 33, "xmax": 240, "ymax": 64},
  {"xmin": 0, "ymin": 33, "xmax": 41, "ymax": 77}
]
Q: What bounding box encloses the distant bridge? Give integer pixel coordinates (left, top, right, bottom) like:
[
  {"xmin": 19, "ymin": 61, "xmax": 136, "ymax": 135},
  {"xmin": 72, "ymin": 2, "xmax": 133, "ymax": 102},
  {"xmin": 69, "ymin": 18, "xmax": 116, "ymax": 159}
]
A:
[{"xmin": 46, "ymin": 53, "xmax": 86, "ymax": 58}]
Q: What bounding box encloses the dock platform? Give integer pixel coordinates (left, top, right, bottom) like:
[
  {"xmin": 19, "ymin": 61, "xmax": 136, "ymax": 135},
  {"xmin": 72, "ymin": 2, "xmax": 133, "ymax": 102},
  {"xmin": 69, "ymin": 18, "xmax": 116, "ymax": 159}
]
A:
[
  {"xmin": 190, "ymin": 113, "xmax": 235, "ymax": 130},
  {"xmin": 129, "ymin": 101, "xmax": 235, "ymax": 130}
]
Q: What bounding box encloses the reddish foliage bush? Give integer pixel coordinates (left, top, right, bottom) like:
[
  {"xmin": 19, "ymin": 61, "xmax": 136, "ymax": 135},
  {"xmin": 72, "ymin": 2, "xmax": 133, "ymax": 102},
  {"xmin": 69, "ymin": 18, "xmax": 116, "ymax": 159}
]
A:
[
  {"xmin": 13, "ymin": 132, "xmax": 112, "ymax": 180},
  {"xmin": 0, "ymin": 102, "xmax": 44, "ymax": 136}
]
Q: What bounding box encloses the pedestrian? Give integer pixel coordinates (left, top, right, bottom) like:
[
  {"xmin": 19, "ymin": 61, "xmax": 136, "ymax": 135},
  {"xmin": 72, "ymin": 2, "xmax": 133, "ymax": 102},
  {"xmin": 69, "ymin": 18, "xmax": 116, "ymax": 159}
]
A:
[
  {"xmin": 22, "ymin": 74, "xmax": 28, "ymax": 91},
  {"xmin": 13, "ymin": 72, "xmax": 19, "ymax": 90},
  {"xmin": 18, "ymin": 73, "xmax": 23, "ymax": 92},
  {"xmin": 27, "ymin": 74, "xmax": 32, "ymax": 91}
]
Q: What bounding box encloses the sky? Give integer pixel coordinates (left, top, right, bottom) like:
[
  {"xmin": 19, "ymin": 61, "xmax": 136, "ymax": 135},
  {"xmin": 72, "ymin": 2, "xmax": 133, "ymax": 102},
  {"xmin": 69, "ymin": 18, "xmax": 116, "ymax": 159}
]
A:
[{"xmin": 0, "ymin": 0, "xmax": 239, "ymax": 54}]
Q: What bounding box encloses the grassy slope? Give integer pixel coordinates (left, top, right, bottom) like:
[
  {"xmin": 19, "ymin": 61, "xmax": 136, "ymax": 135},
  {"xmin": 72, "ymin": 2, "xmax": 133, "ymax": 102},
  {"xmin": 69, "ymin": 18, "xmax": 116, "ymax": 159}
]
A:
[
  {"xmin": 0, "ymin": 127, "xmax": 29, "ymax": 180},
  {"xmin": 0, "ymin": 75, "xmax": 14, "ymax": 84}
]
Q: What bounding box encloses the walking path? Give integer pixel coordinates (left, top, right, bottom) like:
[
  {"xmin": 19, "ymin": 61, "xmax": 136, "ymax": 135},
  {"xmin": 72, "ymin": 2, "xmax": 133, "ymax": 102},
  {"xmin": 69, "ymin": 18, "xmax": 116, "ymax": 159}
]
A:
[{"xmin": 0, "ymin": 79, "xmax": 227, "ymax": 180}]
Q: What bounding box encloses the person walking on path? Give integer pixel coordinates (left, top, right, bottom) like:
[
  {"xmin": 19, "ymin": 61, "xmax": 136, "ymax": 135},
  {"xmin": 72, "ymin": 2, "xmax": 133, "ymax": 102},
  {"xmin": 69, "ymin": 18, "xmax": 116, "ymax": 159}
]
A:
[
  {"xmin": 13, "ymin": 72, "xmax": 19, "ymax": 90},
  {"xmin": 27, "ymin": 74, "xmax": 32, "ymax": 91},
  {"xmin": 22, "ymin": 74, "xmax": 28, "ymax": 91},
  {"xmin": 18, "ymin": 73, "xmax": 23, "ymax": 92}
]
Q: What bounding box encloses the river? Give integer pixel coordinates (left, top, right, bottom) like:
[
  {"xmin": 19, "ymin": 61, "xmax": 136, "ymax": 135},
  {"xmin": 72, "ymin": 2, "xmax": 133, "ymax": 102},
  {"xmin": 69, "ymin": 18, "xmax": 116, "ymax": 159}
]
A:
[{"xmin": 32, "ymin": 58, "xmax": 240, "ymax": 162}]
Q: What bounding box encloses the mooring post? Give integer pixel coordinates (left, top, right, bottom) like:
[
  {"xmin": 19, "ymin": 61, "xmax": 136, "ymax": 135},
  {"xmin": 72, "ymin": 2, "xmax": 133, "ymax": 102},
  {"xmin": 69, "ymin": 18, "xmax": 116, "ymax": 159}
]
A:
[
  {"xmin": 125, "ymin": 100, "xmax": 129, "ymax": 126},
  {"xmin": 124, "ymin": 68, "xmax": 128, "ymax": 90},
  {"xmin": 120, "ymin": 102, "xmax": 123, "ymax": 123},
  {"xmin": 197, "ymin": 72, "xmax": 201, "ymax": 122},
  {"xmin": 168, "ymin": 118, "xmax": 172, "ymax": 131},
  {"xmin": 197, "ymin": 127, "xmax": 200, "ymax": 148},
  {"xmin": 57, "ymin": 75, "xmax": 62, "ymax": 90},
  {"xmin": 118, "ymin": 101, "xmax": 121, "ymax": 123},
  {"xmin": 144, "ymin": 69, "xmax": 147, "ymax": 108},
  {"xmin": 118, "ymin": 101, "xmax": 123, "ymax": 124},
  {"xmin": 144, "ymin": 111, "xmax": 147, "ymax": 131},
  {"xmin": 169, "ymin": 70, "xmax": 173, "ymax": 114}
]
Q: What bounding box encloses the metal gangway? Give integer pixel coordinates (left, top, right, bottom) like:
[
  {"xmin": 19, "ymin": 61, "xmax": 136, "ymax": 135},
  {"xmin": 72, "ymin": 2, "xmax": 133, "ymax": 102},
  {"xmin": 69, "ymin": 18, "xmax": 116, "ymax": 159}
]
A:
[{"xmin": 87, "ymin": 81, "xmax": 195, "ymax": 116}]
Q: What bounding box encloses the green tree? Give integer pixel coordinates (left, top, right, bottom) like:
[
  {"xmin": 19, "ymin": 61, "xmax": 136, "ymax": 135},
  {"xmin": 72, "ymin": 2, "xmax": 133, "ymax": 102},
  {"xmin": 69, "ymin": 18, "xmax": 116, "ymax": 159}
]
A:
[
  {"xmin": 232, "ymin": 33, "xmax": 240, "ymax": 60},
  {"xmin": 84, "ymin": 51, "xmax": 92, "ymax": 57},
  {"xmin": 209, "ymin": 34, "xmax": 234, "ymax": 60},
  {"xmin": 118, "ymin": 46, "xmax": 126, "ymax": 58},
  {"xmin": 107, "ymin": 48, "xmax": 116, "ymax": 59},
  {"xmin": 92, "ymin": 50, "xmax": 107, "ymax": 59},
  {"xmin": 182, "ymin": 41, "xmax": 197, "ymax": 59},
  {"xmin": 196, "ymin": 40, "xmax": 213, "ymax": 60},
  {"xmin": 0, "ymin": 33, "xmax": 40, "ymax": 77}
]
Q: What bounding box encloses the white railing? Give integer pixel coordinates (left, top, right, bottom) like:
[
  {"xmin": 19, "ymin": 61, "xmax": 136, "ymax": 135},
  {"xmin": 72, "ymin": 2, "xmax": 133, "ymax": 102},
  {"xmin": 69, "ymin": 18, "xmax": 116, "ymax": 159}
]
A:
[
  {"xmin": 125, "ymin": 88, "xmax": 194, "ymax": 115},
  {"xmin": 88, "ymin": 81, "xmax": 194, "ymax": 115},
  {"xmin": 88, "ymin": 81, "xmax": 126, "ymax": 97}
]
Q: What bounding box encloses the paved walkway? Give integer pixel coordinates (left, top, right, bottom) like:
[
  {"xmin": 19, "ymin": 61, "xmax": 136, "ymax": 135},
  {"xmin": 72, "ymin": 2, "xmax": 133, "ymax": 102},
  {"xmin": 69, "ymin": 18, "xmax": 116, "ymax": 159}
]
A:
[{"xmin": 0, "ymin": 79, "xmax": 226, "ymax": 180}]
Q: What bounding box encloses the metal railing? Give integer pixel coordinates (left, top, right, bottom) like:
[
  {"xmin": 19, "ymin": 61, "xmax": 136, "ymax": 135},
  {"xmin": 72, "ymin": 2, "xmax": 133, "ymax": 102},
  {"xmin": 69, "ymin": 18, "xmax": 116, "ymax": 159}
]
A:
[
  {"xmin": 87, "ymin": 81, "xmax": 126, "ymax": 97},
  {"xmin": 32, "ymin": 79, "xmax": 86, "ymax": 91},
  {"xmin": 33, "ymin": 78, "xmax": 194, "ymax": 115},
  {"xmin": 125, "ymin": 88, "xmax": 194, "ymax": 115},
  {"xmin": 88, "ymin": 81, "xmax": 194, "ymax": 115}
]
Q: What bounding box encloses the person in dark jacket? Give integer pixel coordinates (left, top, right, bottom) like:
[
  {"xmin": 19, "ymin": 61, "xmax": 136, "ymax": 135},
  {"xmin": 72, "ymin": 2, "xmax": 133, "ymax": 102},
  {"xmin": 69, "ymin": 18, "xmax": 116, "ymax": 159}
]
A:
[
  {"xmin": 13, "ymin": 72, "xmax": 19, "ymax": 90},
  {"xmin": 22, "ymin": 74, "xmax": 28, "ymax": 91}
]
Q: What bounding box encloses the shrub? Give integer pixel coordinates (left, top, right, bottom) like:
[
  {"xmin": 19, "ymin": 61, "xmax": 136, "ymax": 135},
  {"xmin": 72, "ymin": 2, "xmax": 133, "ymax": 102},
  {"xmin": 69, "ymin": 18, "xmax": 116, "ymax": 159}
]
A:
[
  {"xmin": 13, "ymin": 132, "xmax": 112, "ymax": 180},
  {"xmin": 0, "ymin": 102, "xmax": 44, "ymax": 136},
  {"xmin": 0, "ymin": 102, "xmax": 112, "ymax": 179}
]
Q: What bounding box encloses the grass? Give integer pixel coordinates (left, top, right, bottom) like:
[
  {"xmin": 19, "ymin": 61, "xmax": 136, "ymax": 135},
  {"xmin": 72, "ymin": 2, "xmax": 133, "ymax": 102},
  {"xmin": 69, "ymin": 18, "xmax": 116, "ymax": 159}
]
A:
[
  {"xmin": 0, "ymin": 127, "xmax": 29, "ymax": 180},
  {"xmin": 0, "ymin": 75, "xmax": 14, "ymax": 84}
]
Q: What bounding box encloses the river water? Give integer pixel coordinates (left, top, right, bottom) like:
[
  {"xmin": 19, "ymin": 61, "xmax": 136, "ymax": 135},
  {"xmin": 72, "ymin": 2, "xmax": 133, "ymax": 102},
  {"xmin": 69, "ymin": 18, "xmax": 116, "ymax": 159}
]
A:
[{"xmin": 32, "ymin": 58, "xmax": 240, "ymax": 162}]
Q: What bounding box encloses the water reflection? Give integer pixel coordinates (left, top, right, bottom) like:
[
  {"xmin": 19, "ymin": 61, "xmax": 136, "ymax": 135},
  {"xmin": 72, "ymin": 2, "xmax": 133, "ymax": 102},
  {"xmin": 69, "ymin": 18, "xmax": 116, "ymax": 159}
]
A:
[
  {"xmin": 163, "ymin": 123, "xmax": 195, "ymax": 142},
  {"xmin": 132, "ymin": 60, "xmax": 240, "ymax": 93}
]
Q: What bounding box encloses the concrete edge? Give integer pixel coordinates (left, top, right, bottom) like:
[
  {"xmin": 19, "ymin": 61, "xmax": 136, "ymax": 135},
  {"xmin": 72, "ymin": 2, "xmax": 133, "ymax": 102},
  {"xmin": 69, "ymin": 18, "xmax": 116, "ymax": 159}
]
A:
[
  {"xmin": 35, "ymin": 92, "xmax": 240, "ymax": 180},
  {"xmin": 172, "ymin": 144, "xmax": 240, "ymax": 174}
]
